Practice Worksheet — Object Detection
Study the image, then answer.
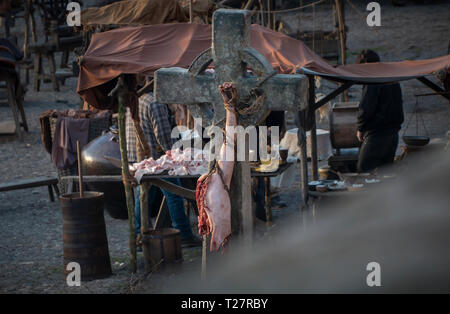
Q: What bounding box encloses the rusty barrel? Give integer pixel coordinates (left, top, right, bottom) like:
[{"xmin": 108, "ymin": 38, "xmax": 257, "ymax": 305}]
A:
[
  {"xmin": 142, "ymin": 228, "xmax": 182, "ymax": 268},
  {"xmin": 329, "ymin": 102, "xmax": 360, "ymax": 149},
  {"xmin": 60, "ymin": 192, "xmax": 112, "ymax": 281}
]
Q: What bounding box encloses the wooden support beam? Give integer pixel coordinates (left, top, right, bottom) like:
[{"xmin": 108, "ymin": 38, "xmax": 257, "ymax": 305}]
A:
[
  {"xmin": 47, "ymin": 52, "xmax": 59, "ymax": 92},
  {"xmin": 109, "ymin": 76, "xmax": 137, "ymax": 274},
  {"xmin": 335, "ymin": 0, "xmax": 348, "ymax": 101},
  {"xmin": 244, "ymin": 0, "xmax": 255, "ymax": 10},
  {"xmin": 135, "ymin": 124, "xmax": 151, "ymax": 272},
  {"xmin": 335, "ymin": 0, "xmax": 346, "ymax": 66},
  {"xmin": 313, "ymin": 81, "xmax": 353, "ymax": 111},
  {"xmin": 136, "ymin": 79, "xmax": 154, "ymax": 97},
  {"xmin": 299, "ymin": 128, "xmax": 309, "ymax": 210},
  {"xmin": 417, "ymin": 77, "xmax": 450, "ymax": 102},
  {"xmin": 62, "ymin": 175, "xmax": 197, "ymax": 200},
  {"xmin": 0, "ymin": 176, "xmax": 58, "ymax": 192},
  {"xmin": 6, "ymin": 78, "xmax": 23, "ymax": 141},
  {"xmin": 264, "ymin": 177, "xmax": 272, "ymax": 227},
  {"xmin": 308, "ymin": 76, "xmax": 318, "ymax": 180}
]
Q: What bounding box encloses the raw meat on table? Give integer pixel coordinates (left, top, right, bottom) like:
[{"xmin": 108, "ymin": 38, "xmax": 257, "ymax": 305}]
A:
[{"xmin": 130, "ymin": 147, "xmax": 209, "ymax": 182}]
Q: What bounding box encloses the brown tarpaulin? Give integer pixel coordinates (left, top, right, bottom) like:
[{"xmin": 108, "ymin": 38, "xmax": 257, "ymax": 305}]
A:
[
  {"xmin": 77, "ymin": 23, "xmax": 450, "ymax": 108},
  {"xmin": 81, "ymin": 0, "xmax": 188, "ymax": 26}
]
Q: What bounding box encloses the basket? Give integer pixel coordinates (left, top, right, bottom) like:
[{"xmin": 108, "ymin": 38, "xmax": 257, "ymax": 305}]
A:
[{"xmin": 50, "ymin": 114, "xmax": 111, "ymax": 194}]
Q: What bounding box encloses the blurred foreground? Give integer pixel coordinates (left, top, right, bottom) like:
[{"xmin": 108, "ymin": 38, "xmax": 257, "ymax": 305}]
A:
[{"xmin": 163, "ymin": 147, "xmax": 450, "ymax": 293}]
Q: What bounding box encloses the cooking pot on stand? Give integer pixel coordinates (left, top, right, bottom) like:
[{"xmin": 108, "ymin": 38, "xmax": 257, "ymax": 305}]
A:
[{"xmin": 81, "ymin": 126, "xmax": 128, "ymax": 219}]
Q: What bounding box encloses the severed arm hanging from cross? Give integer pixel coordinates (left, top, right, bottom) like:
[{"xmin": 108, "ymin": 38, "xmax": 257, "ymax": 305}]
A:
[{"xmin": 155, "ymin": 9, "xmax": 309, "ymax": 245}]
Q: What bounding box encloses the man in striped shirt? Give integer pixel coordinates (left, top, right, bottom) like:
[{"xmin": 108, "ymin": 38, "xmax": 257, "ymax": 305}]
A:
[{"xmin": 126, "ymin": 90, "xmax": 200, "ymax": 247}]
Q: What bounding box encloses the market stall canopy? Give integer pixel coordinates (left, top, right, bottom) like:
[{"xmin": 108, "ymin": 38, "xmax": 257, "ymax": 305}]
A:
[
  {"xmin": 80, "ymin": 0, "xmax": 188, "ymax": 26},
  {"xmin": 77, "ymin": 23, "xmax": 450, "ymax": 108},
  {"xmin": 80, "ymin": 0, "xmax": 213, "ymax": 27}
]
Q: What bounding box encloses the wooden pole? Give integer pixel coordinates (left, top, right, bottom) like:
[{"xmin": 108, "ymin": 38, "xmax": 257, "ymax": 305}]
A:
[
  {"xmin": 154, "ymin": 196, "xmax": 165, "ymax": 230},
  {"xmin": 76, "ymin": 140, "xmax": 84, "ymax": 197},
  {"xmin": 135, "ymin": 123, "xmax": 151, "ymax": 272},
  {"xmin": 244, "ymin": 0, "xmax": 255, "ymax": 10},
  {"xmin": 308, "ymin": 76, "xmax": 319, "ymax": 180},
  {"xmin": 23, "ymin": 1, "xmax": 30, "ymax": 58},
  {"xmin": 272, "ymin": 12, "xmax": 276, "ymax": 31},
  {"xmin": 112, "ymin": 76, "xmax": 137, "ymax": 274},
  {"xmin": 258, "ymin": 0, "xmax": 264, "ymax": 27},
  {"xmin": 189, "ymin": 0, "xmax": 193, "ymax": 23},
  {"xmin": 133, "ymin": 121, "xmax": 151, "ymax": 158},
  {"xmin": 201, "ymin": 235, "xmax": 207, "ymax": 281},
  {"xmin": 335, "ymin": 0, "xmax": 346, "ymax": 66},
  {"xmin": 296, "ymin": 111, "xmax": 309, "ymax": 211},
  {"xmin": 335, "ymin": 0, "xmax": 348, "ymax": 101},
  {"xmin": 299, "ymin": 131, "xmax": 309, "ymax": 210},
  {"xmin": 188, "ymin": 0, "xmax": 194, "ymax": 128},
  {"xmin": 29, "ymin": 2, "xmax": 37, "ymax": 44},
  {"xmin": 264, "ymin": 177, "xmax": 272, "ymax": 227},
  {"xmin": 6, "ymin": 78, "xmax": 23, "ymax": 141}
]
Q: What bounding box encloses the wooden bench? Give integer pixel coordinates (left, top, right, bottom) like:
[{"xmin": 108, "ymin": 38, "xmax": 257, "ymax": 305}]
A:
[{"xmin": 0, "ymin": 176, "xmax": 60, "ymax": 202}]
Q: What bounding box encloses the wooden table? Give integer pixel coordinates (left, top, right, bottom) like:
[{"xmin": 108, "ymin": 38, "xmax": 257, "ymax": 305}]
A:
[
  {"xmin": 61, "ymin": 162, "xmax": 294, "ymax": 214},
  {"xmin": 308, "ymin": 189, "xmax": 366, "ymax": 198}
]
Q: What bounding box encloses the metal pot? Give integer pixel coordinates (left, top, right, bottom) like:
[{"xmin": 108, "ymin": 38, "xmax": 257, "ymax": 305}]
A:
[
  {"xmin": 81, "ymin": 126, "xmax": 128, "ymax": 219},
  {"xmin": 81, "ymin": 126, "xmax": 122, "ymax": 176},
  {"xmin": 329, "ymin": 102, "xmax": 360, "ymax": 149}
]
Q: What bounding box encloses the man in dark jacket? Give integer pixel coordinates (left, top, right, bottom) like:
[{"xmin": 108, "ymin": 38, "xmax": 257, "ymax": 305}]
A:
[{"xmin": 356, "ymin": 50, "xmax": 404, "ymax": 172}]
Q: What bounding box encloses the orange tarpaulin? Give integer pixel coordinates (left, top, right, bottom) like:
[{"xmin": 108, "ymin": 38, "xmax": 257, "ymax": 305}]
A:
[
  {"xmin": 77, "ymin": 23, "xmax": 450, "ymax": 108},
  {"xmin": 81, "ymin": 0, "xmax": 188, "ymax": 26}
]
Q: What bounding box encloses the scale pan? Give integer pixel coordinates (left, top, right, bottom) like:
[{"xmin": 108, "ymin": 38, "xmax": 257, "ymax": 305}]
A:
[{"xmin": 403, "ymin": 135, "xmax": 430, "ymax": 147}]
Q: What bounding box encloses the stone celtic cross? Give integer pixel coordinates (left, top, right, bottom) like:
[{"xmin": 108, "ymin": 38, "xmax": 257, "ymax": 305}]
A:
[{"xmin": 154, "ymin": 9, "xmax": 308, "ymax": 240}]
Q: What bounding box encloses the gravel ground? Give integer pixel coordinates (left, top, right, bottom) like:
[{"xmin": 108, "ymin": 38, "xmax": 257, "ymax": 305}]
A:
[{"xmin": 0, "ymin": 2, "xmax": 449, "ymax": 293}]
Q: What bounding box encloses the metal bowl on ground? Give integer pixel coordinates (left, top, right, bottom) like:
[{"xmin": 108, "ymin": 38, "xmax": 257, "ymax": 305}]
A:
[
  {"xmin": 402, "ymin": 135, "xmax": 430, "ymax": 147},
  {"xmin": 309, "ymin": 180, "xmax": 337, "ymax": 191},
  {"xmin": 316, "ymin": 184, "xmax": 328, "ymax": 193},
  {"xmin": 338, "ymin": 172, "xmax": 372, "ymax": 185}
]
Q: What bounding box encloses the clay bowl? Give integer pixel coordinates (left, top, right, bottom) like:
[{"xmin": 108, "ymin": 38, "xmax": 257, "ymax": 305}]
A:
[
  {"xmin": 316, "ymin": 184, "xmax": 328, "ymax": 193},
  {"xmin": 348, "ymin": 184, "xmax": 364, "ymax": 192}
]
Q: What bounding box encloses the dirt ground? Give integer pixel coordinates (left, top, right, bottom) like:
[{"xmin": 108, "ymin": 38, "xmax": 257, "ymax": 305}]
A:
[{"xmin": 0, "ymin": 2, "xmax": 449, "ymax": 293}]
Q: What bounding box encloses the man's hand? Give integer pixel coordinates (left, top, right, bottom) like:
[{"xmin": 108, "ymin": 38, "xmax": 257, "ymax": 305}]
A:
[{"xmin": 357, "ymin": 130, "xmax": 364, "ymax": 142}]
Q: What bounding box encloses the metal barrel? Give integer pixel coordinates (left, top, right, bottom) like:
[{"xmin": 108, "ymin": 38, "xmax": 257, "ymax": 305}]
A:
[
  {"xmin": 329, "ymin": 102, "xmax": 360, "ymax": 149},
  {"xmin": 142, "ymin": 228, "xmax": 182, "ymax": 269},
  {"xmin": 60, "ymin": 192, "xmax": 112, "ymax": 281}
]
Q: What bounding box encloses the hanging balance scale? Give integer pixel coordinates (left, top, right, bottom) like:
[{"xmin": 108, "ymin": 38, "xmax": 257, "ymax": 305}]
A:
[{"xmin": 402, "ymin": 95, "xmax": 431, "ymax": 147}]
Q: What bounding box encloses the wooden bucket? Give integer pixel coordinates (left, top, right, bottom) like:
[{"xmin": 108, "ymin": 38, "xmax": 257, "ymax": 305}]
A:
[
  {"xmin": 142, "ymin": 228, "xmax": 182, "ymax": 269},
  {"xmin": 60, "ymin": 192, "xmax": 112, "ymax": 281}
]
